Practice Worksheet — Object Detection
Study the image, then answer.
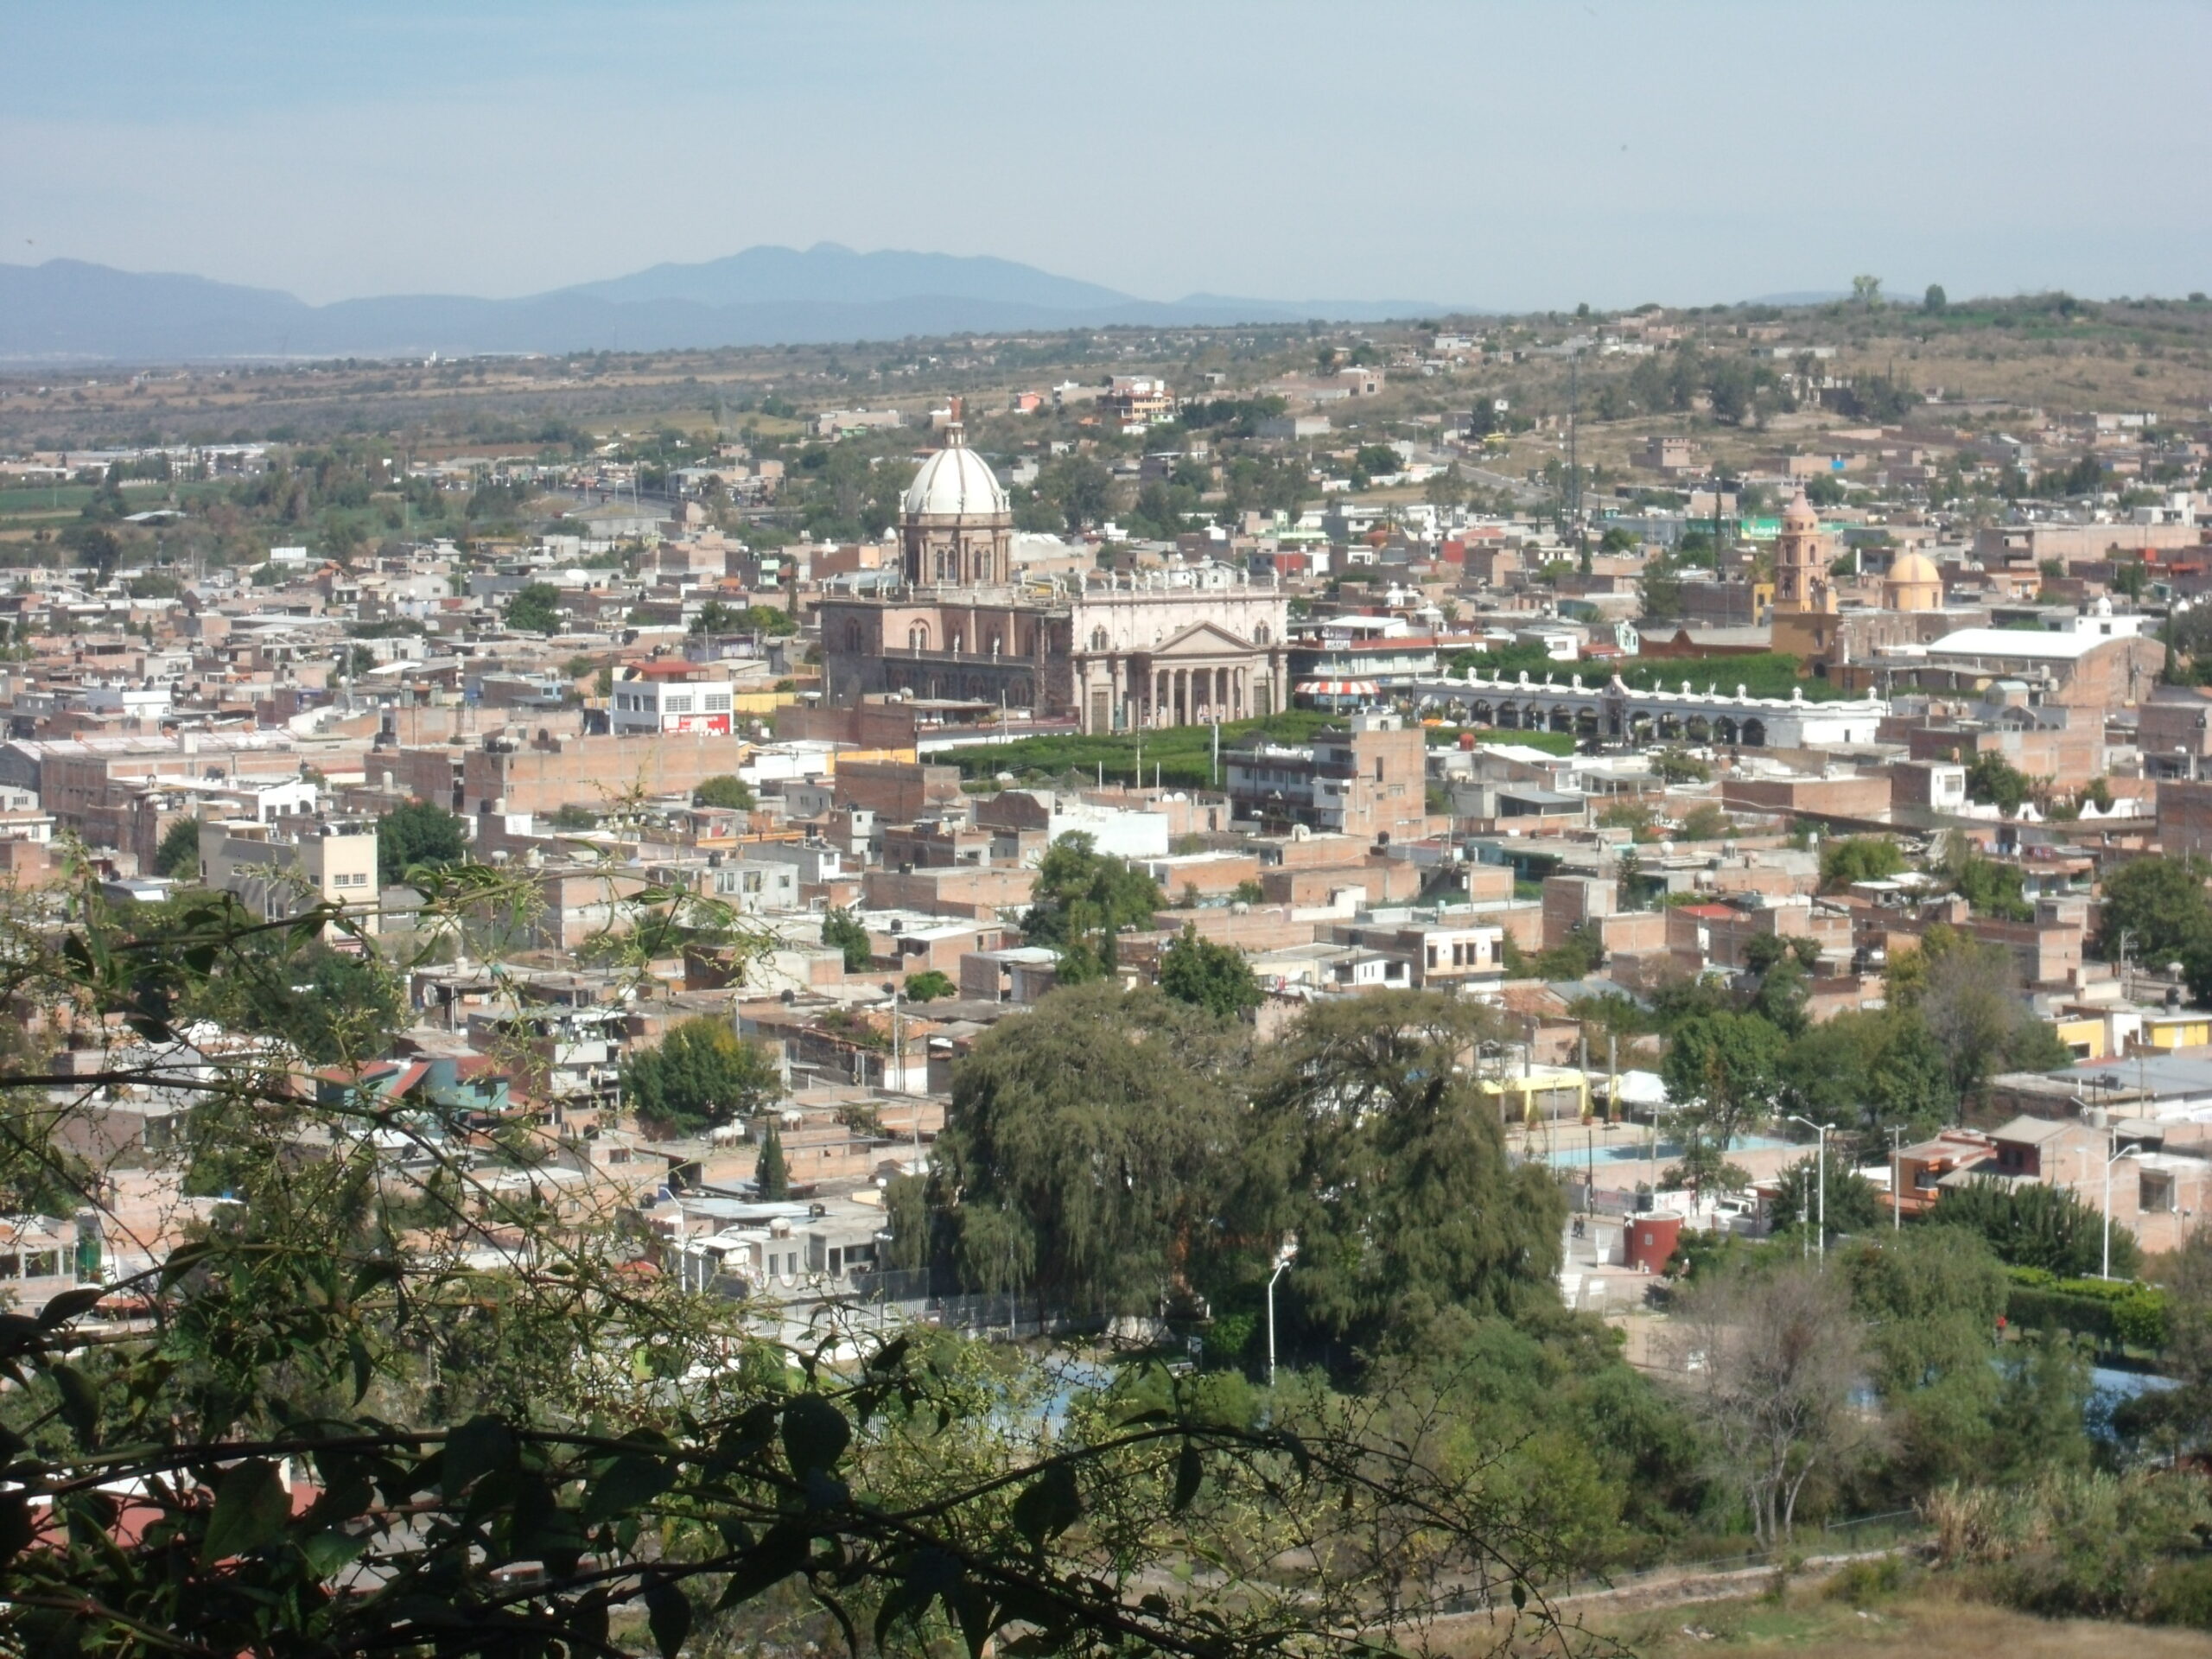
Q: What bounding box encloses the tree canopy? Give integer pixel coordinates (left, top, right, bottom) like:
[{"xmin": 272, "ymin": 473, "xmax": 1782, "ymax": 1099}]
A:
[
  {"xmin": 1157, "ymin": 925, "xmax": 1262, "ymax": 1019},
  {"xmin": 377, "ymin": 799, "xmax": 467, "ymax": 885},
  {"xmin": 930, "ymin": 983, "xmax": 1239, "ymax": 1317},
  {"xmin": 1021, "ymin": 833, "xmax": 1162, "ymax": 981},
  {"xmin": 622, "ymin": 1015, "xmax": 782, "ymax": 1135},
  {"xmin": 695, "ymin": 773, "xmax": 757, "ymax": 810},
  {"xmin": 503, "ymin": 581, "xmax": 564, "ymax": 633}
]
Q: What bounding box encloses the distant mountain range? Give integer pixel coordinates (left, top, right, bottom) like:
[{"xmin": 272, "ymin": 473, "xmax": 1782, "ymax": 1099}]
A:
[{"xmin": 0, "ymin": 244, "xmax": 1453, "ymax": 364}]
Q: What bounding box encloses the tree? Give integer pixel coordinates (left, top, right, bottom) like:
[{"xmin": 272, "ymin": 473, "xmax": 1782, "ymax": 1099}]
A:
[
  {"xmin": 694, "ymin": 774, "xmax": 757, "ymax": 810},
  {"xmin": 1779, "ymin": 1008, "xmax": 1953, "ymax": 1151},
  {"xmin": 378, "ymin": 799, "xmax": 467, "ymax": 885},
  {"xmin": 1951, "ymin": 850, "xmax": 2032, "ymax": 922},
  {"xmin": 930, "ymin": 983, "xmax": 1237, "ymax": 1316},
  {"xmin": 1662, "ymin": 1012, "xmax": 1786, "ymax": 1197},
  {"xmin": 1930, "ymin": 1178, "xmax": 2139, "ymax": 1278},
  {"xmin": 1767, "ymin": 1155, "xmax": 1883, "ymax": 1237},
  {"xmin": 904, "ymin": 968, "xmax": 956, "ymax": 1002},
  {"xmin": 1157, "ymin": 925, "xmax": 1262, "ymax": 1020},
  {"xmin": 822, "ymin": 906, "xmax": 873, "ymax": 972},
  {"xmin": 753, "ymin": 1114, "xmax": 791, "ymax": 1198},
  {"xmin": 1902, "ymin": 926, "xmax": 2069, "ymax": 1103},
  {"xmin": 1924, "ymin": 283, "xmax": 1948, "ymax": 314},
  {"xmin": 1852, "ymin": 274, "xmax": 1884, "ymax": 307},
  {"xmin": 1021, "ymin": 833, "xmax": 1161, "ymax": 981},
  {"xmin": 622, "ymin": 1015, "xmax": 781, "ymax": 1135},
  {"xmin": 1236, "ymin": 993, "xmax": 1566, "ymax": 1356},
  {"xmin": 1820, "ymin": 835, "xmax": 1905, "ymax": 891},
  {"xmin": 2098, "ymin": 854, "xmax": 2212, "ymax": 966},
  {"xmin": 1653, "ymin": 747, "xmax": 1709, "ymax": 785},
  {"xmin": 1964, "ymin": 750, "xmax": 2034, "ymax": 815},
  {"xmin": 1668, "ymin": 1258, "xmax": 1870, "ymax": 1548},
  {"xmin": 1678, "ymin": 803, "xmax": 1732, "ymax": 842},
  {"xmin": 690, "ymin": 598, "xmax": 737, "ymax": 634},
  {"xmin": 504, "ymin": 582, "xmax": 563, "ymax": 633},
  {"xmin": 155, "ymin": 814, "xmax": 202, "ymax": 880}
]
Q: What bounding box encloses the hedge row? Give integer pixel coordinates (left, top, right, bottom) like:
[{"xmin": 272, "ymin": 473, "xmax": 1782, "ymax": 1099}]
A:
[{"xmin": 2004, "ymin": 1267, "xmax": 2170, "ymax": 1350}]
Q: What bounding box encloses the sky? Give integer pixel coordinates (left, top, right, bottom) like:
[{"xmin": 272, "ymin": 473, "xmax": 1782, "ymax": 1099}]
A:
[{"xmin": 4, "ymin": 0, "xmax": 2210, "ymax": 312}]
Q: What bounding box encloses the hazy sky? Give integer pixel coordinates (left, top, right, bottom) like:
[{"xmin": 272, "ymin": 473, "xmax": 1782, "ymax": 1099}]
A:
[{"xmin": 6, "ymin": 0, "xmax": 2209, "ymax": 311}]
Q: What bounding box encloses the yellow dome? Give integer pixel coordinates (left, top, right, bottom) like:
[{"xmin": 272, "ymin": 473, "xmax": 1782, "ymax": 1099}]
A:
[{"xmin": 1883, "ymin": 551, "xmax": 1943, "ymax": 611}]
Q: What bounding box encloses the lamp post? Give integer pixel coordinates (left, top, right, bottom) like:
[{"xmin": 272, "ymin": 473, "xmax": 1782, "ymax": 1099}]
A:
[
  {"xmin": 1889, "ymin": 1124, "xmax": 1904, "ymax": 1231},
  {"xmin": 1265, "ymin": 1235, "xmax": 1299, "ymax": 1389},
  {"xmin": 1787, "ymin": 1116, "xmax": 1828, "ymax": 1263},
  {"xmin": 2106, "ymin": 1136, "xmax": 2141, "ymax": 1281}
]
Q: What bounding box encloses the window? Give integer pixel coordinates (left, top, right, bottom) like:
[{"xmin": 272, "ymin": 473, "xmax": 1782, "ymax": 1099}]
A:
[
  {"xmin": 1255, "ymin": 623, "xmax": 1270, "ymax": 645},
  {"xmin": 704, "ymin": 692, "xmax": 732, "ymax": 713},
  {"xmin": 664, "ymin": 695, "xmax": 693, "ymax": 715},
  {"xmin": 908, "ymin": 622, "xmax": 931, "ymax": 651},
  {"xmin": 1090, "ymin": 628, "xmax": 1108, "ymax": 651}
]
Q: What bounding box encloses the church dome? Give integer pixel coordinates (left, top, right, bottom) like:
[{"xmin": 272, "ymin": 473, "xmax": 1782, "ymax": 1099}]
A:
[
  {"xmin": 1782, "ymin": 488, "xmax": 1819, "ymax": 529},
  {"xmin": 1882, "ymin": 550, "xmax": 1943, "ymax": 611},
  {"xmin": 903, "ymin": 433, "xmax": 1008, "ymax": 519}
]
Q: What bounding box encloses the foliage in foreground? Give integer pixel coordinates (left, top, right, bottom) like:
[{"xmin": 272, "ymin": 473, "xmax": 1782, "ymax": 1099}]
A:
[{"xmin": 0, "ymin": 867, "xmax": 1592, "ymax": 1659}]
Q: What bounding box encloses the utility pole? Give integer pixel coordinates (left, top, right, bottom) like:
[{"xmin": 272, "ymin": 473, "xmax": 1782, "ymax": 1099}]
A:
[{"xmin": 1567, "ymin": 346, "xmax": 1589, "ymax": 575}]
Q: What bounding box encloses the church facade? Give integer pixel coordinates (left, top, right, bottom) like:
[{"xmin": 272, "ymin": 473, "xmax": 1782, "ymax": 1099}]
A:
[{"xmin": 817, "ymin": 419, "xmax": 1287, "ymax": 732}]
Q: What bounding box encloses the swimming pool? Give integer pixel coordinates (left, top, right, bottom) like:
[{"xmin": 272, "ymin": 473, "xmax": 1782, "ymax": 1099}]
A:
[{"xmin": 1529, "ymin": 1134, "xmax": 1795, "ymax": 1170}]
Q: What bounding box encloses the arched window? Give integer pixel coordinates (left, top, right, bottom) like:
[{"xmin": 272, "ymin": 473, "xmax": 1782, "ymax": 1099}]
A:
[
  {"xmin": 842, "ymin": 622, "xmax": 865, "ymax": 653},
  {"xmin": 907, "ymin": 622, "xmax": 930, "ymax": 652},
  {"xmin": 1090, "ymin": 627, "xmax": 1108, "ymax": 651},
  {"xmin": 1254, "ymin": 623, "xmax": 1271, "ymax": 645}
]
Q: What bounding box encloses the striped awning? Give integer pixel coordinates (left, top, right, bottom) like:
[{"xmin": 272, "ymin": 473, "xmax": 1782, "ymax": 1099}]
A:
[{"xmin": 1296, "ymin": 679, "xmax": 1382, "ymax": 697}]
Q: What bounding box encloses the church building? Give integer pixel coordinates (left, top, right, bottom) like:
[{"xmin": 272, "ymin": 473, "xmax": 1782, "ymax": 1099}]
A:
[{"xmin": 817, "ymin": 411, "xmax": 1288, "ymax": 732}]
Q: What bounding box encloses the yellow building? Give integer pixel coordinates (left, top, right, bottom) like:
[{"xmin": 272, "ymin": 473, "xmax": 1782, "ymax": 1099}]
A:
[{"xmin": 1477, "ymin": 1065, "xmax": 1592, "ymax": 1124}]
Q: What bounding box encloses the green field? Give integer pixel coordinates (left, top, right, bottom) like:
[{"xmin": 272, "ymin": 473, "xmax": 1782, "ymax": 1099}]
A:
[{"xmin": 948, "ymin": 712, "xmax": 1338, "ymax": 789}]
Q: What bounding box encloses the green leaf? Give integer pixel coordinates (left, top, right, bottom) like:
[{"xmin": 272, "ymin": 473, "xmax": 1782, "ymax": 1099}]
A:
[
  {"xmin": 440, "ymin": 1414, "xmax": 515, "ymax": 1497},
  {"xmin": 302, "ymin": 1528, "xmax": 367, "ymax": 1578},
  {"xmin": 644, "ymin": 1580, "xmax": 692, "ymax": 1659},
  {"xmin": 1172, "ymin": 1439, "xmax": 1202, "ymax": 1513},
  {"xmin": 48, "ymin": 1363, "xmax": 99, "ymax": 1450},
  {"xmin": 713, "ymin": 1522, "xmax": 811, "ymax": 1610},
  {"xmin": 779, "ymin": 1394, "xmax": 849, "ymax": 1477},
  {"xmin": 1510, "ymin": 1580, "xmax": 1528, "ymax": 1611},
  {"xmin": 200, "ymin": 1458, "xmax": 290, "ymax": 1564},
  {"xmin": 583, "ymin": 1454, "xmax": 675, "ymax": 1526},
  {"xmin": 158, "ymin": 1242, "xmax": 215, "ymax": 1289},
  {"xmin": 36, "ymin": 1288, "xmax": 102, "ymax": 1329},
  {"xmin": 347, "ymin": 1336, "xmax": 373, "ymax": 1406},
  {"xmin": 1010, "ymin": 1461, "xmax": 1082, "ymax": 1550},
  {"xmin": 0, "ymin": 1491, "xmax": 33, "ymax": 1561}
]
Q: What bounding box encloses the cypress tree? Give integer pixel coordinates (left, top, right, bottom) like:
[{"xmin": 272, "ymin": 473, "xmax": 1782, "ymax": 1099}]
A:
[{"xmin": 755, "ymin": 1116, "xmax": 791, "ymax": 1201}]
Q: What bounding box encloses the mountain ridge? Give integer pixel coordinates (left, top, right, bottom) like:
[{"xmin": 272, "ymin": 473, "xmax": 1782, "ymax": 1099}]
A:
[{"xmin": 0, "ymin": 246, "xmax": 1458, "ymax": 364}]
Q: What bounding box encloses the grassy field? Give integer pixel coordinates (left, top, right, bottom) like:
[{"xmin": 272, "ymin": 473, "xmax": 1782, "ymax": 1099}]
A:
[
  {"xmin": 946, "ymin": 711, "xmax": 1338, "ymax": 789},
  {"xmin": 1565, "ymin": 1584, "xmax": 2212, "ymax": 1659}
]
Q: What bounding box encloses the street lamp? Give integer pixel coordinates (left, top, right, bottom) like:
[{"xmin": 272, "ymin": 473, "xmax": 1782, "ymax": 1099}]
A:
[
  {"xmin": 2105, "ymin": 1136, "xmax": 2143, "ymax": 1281},
  {"xmin": 1786, "ymin": 1116, "xmax": 1828, "ymax": 1263},
  {"xmin": 1265, "ymin": 1234, "xmax": 1299, "ymax": 1389}
]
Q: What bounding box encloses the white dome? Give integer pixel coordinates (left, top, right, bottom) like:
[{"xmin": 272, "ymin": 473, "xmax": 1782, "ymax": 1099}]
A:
[{"xmin": 903, "ymin": 440, "xmax": 1007, "ymax": 518}]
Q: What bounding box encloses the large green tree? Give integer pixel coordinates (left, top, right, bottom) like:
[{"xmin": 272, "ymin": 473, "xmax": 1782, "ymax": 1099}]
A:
[
  {"xmin": 930, "ymin": 983, "xmax": 1238, "ymax": 1317},
  {"xmin": 378, "ymin": 799, "xmax": 467, "ymax": 885},
  {"xmin": 155, "ymin": 814, "xmax": 202, "ymax": 880},
  {"xmin": 504, "ymin": 582, "xmax": 564, "ymax": 633},
  {"xmin": 1157, "ymin": 925, "xmax": 1262, "ymax": 1019},
  {"xmin": 1022, "ymin": 833, "xmax": 1162, "ymax": 981},
  {"xmin": 2099, "ymin": 854, "xmax": 2212, "ymax": 967},
  {"xmin": 1662, "ymin": 1011, "xmax": 1786, "ymax": 1195},
  {"xmin": 1929, "ymin": 1178, "xmax": 2139, "ymax": 1279},
  {"xmin": 1236, "ymin": 993, "xmax": 1566, "ymax": 1357},
  {"xmin": 622, "ymin": 1015, "xmax": 781, "ymax": 1135}
]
